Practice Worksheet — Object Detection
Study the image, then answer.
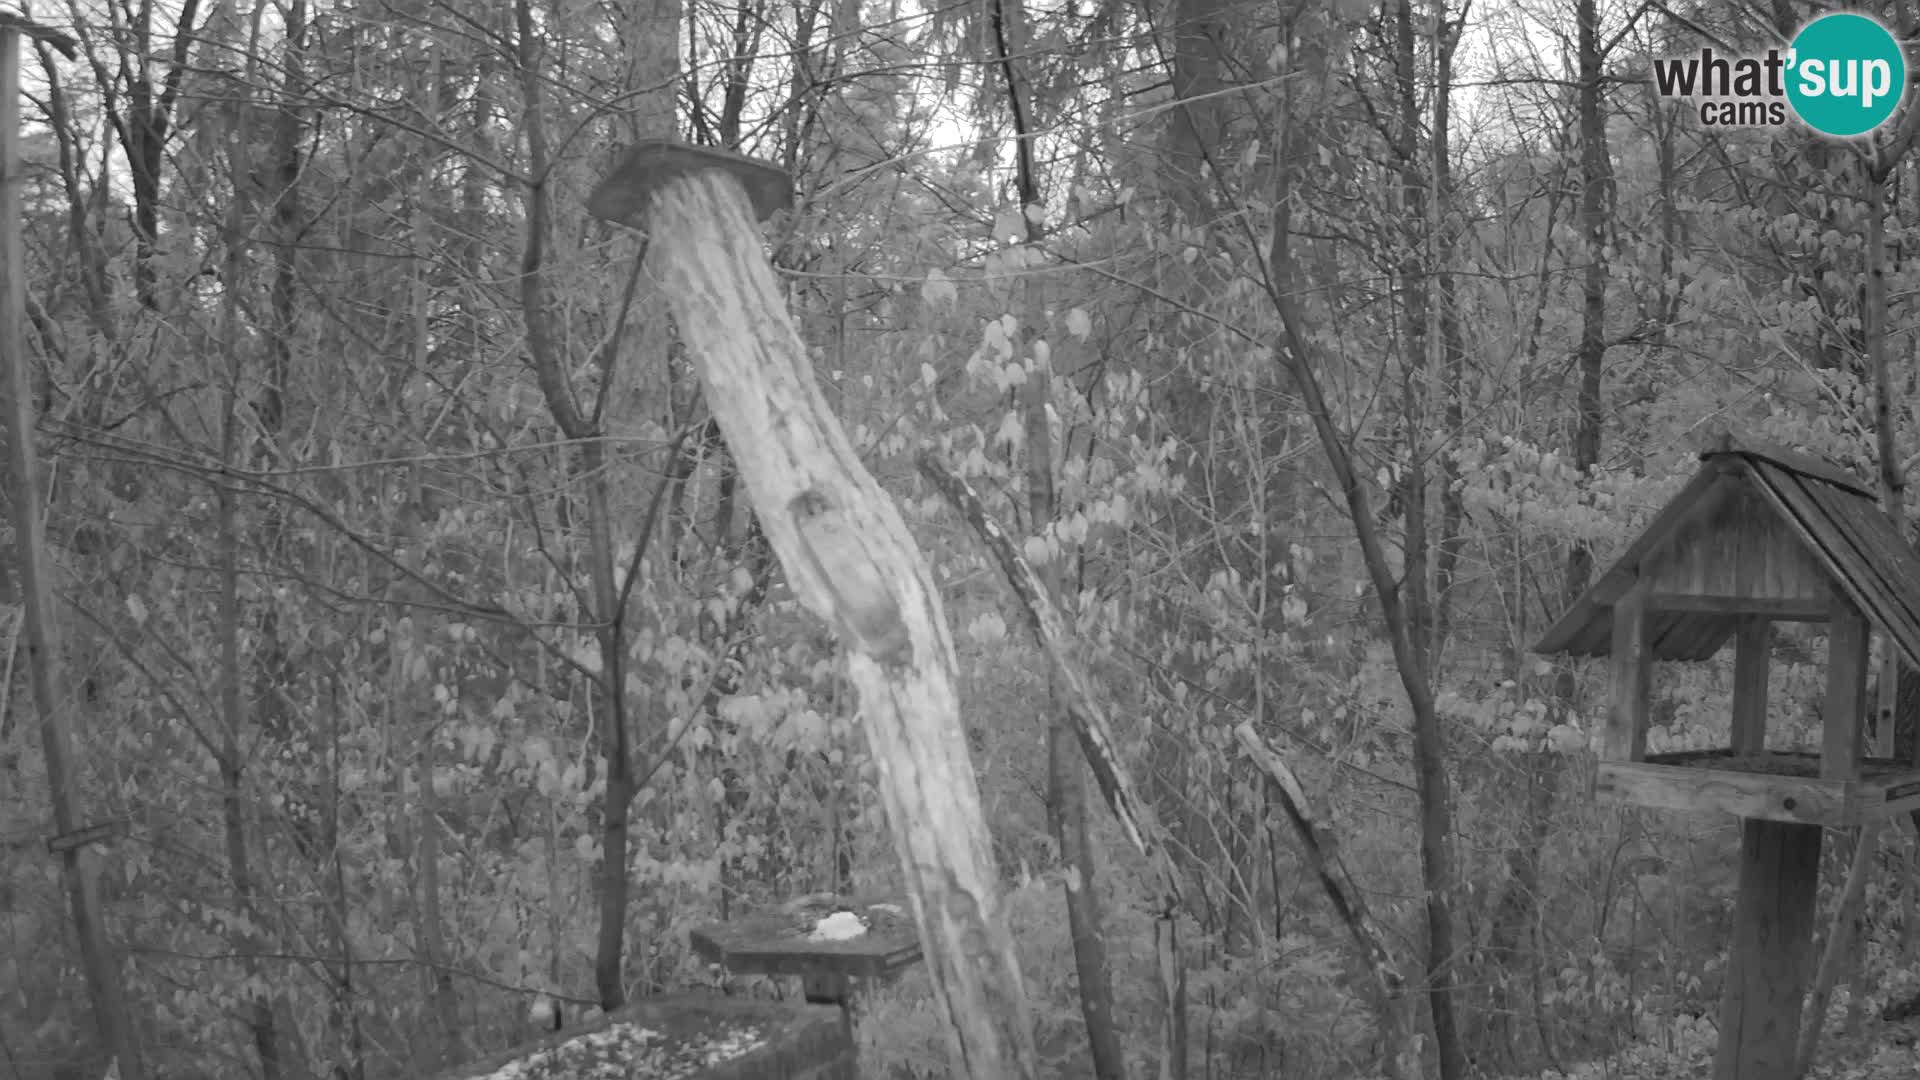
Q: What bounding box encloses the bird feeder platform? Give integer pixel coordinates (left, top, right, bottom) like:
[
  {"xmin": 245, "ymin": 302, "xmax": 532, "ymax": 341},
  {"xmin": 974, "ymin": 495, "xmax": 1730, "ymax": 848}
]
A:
[
  {"xmin": 691, "ymin": 897, "xmax": 923, "ymax": 1025},
  {"xmin": 429, "ymin": 994, "xmax": 854, "ymax": 1080},
  {"xmin": 1600, "ymin": 749, "xmax": 1920, "ymax": 826},
  {"xmin": 1535, "ymin": 436, "xmax": 1920, "ymax": 1080}
]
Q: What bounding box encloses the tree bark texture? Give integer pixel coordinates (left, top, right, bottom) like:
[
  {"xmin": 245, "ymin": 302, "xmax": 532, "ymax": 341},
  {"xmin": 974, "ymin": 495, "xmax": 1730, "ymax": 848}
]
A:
[{"xmin": 634, "ymin": 168, "xmax": 1039, "ymax": 1080}]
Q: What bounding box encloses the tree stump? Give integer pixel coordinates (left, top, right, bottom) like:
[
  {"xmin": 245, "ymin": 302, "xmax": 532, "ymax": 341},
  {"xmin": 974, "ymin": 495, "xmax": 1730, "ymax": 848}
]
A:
[{"xmin": 586, "ymin": 140, "xmax": 1037, "ymax": 1079}]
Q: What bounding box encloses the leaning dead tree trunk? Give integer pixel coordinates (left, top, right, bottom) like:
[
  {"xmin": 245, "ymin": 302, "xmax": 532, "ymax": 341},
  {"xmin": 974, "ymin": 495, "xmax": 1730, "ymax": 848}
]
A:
[
  {"xmin": 587, "ymin": 141, "xmax": 1038, "ymax": 1080},
  {"xmin": 918, "ymin": 455, "xmax": 1181, "ymax": 893},
  {"xmin": 1234, "ymin": 726, "xmax": 1418, "ymax": 1080},
  {"xmin": 918, "ymin": 455, "xmax": 1415, "ymax": 1080},
  {"xmin": 920, "ymin": 453, "xmax": 1187, "ymax": 1080}
]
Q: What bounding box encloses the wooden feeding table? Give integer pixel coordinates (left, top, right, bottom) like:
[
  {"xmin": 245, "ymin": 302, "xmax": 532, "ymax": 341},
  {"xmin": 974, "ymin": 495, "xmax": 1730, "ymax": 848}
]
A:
[
  {"xmin": 1535, "ymin": 437, "xmax": 1920, "ymax": 1080},
  {"xmin": 691, "ymin": 898, "xmax": 924, "ymax": 1036},
  {"xmin": 428, "ymin": 995, "xmax": 854, "ymax": 1080},
  {"xmin": 1603, "ymin": 748, "xmax": 1920, "ymax": 825}
]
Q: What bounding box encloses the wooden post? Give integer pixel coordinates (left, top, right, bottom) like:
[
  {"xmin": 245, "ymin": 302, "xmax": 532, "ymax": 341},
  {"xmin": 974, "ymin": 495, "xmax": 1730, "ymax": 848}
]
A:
[
  {"xmin": 588, "ymin": 141, "xmax": 1038, "ymax": 1080},
  {"xmin": 1823, "ymin": 599, "xmax": 1869, "ymax": 780},
  {"xmin": 801, "ymin": 972, "xmax": 855, "ymax": 1043},
  {"xmin": 1730, "ymin": 619, "xmax": 1770, "ymax": 754},
  {"xmin": 1605, "ymin": 577, "xmax": 1652, "ymax": 762},
  {"xmin": 1717, "ymin": 600, "xmax": 1864, "ymax": 1078},
  {"xmin": 1820, "ymin": 595, "xmax": 1873, "ymax": 1043},
  {"xmin": 0, "ymin": 22, "xmax": 145, "ymax": 1080},
  {"xmin": 1713, "ymin": 820, "xmax": 1822, "ymax": 1080}
]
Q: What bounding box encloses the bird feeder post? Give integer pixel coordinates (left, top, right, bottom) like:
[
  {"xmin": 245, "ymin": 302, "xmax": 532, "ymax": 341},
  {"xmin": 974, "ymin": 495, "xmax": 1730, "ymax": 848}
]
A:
[
  {"xmin": 1823, "ymin": 598, "xmax": 1869, "ymax": 780},
  {"xmin": 586, "ymin": 140, "xmax": 1038, "ymax": 1080},
  {"xmin": 1715, "ymin": 819, "xmax": 1822, "ymax": 1078}
]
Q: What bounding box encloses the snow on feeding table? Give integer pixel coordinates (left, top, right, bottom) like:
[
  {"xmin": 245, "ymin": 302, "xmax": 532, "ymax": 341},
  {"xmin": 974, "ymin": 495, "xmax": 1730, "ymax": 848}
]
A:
[{"xmin": 430, "ymin": 995, "xmax": 853, "ymax": 1080}]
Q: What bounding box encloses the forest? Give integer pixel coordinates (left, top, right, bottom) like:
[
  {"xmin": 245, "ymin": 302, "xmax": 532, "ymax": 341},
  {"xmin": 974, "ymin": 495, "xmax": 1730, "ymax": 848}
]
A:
[{"xmin": 6, "ymin": 0, "xmax": 1920, "ymax": 1077}]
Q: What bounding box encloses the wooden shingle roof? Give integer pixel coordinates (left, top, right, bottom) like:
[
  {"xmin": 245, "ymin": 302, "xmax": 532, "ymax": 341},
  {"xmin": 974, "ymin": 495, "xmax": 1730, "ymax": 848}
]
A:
[{"xmin": 1532, "ymin": 437, "xmax": 1920, "ymax": 669}]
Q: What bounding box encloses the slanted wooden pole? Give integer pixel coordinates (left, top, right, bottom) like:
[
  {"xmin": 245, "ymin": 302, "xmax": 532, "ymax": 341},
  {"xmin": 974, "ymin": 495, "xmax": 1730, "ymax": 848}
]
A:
[
  {"xmin": 587, "ymin": 140, "xmax": 1038, "ymax": 1080},
  {"xmin": 1, "ymin": 21, "xmax": 145, "ymax": 1080}
]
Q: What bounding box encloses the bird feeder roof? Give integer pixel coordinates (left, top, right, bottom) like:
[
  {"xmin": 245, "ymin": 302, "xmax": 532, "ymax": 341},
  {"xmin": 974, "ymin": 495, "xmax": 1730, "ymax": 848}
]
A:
[{"xmin": 1532, "ymin": 437, "xmax": 1920, "ymax": 668}]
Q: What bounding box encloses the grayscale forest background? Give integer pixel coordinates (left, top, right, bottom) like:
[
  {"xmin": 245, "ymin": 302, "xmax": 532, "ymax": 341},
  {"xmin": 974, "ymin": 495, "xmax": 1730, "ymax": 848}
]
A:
[{"xmin": 4, "ymin": 0, "xmax": 1920, "ymax": 1077}]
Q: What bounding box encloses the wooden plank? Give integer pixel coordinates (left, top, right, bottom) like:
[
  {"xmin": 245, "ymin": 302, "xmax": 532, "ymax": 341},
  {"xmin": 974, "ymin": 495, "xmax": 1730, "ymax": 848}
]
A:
[
  {"xmin": 1731, "ymin": 620, "xmax": 1771, "ymax": 754},
  {"xmin": 1595, "ymin": 762, "xmax": 1851, "ymax": 826},
  {"xmin": 1750, "ymin": 468, "xmax": 1885, "ymax": 622},
  {"xmin": 1647, "ymin": 594, "xmax": 1828, "ymax": 619},
  {"xmin": 1709, "ymin": 439, "xmax": 1874, "ymax": 497},
  {"xmin": 1645, "ymin": 611, "xmax": 1740, "ymax": 662},
  {"xmin": 1534, "ymin": 467, "xmax": 1730, "ymax": 655},
  {"xmin": 688, "ymin": 901, "xmax": 923, "ymax": 981},
  {"xmin": 1807, "ymin": 490, "xmax": 1920, "ymax": 623},
  {"xmin": 1815, "ymin": 491, "xmax": 1920, "ymax": 669},
  {"xmin": 1643, "ymin": 486, "xmax": 1830, "ymax": 607},
  {"xmin": 1762, "ymin": 467, "xmax": 1920, "ymax": 671},
  {"xmin": 1606, "ymin": 577, "xmax": 1653, "ymax": 762},
  {"xmin": 1714, "ymin": 820, "xmax": 1822, "ymax": 1080},
  {"xmin": 1869, "ymin": 785, "xmax": 1920, "ymax": 821},
  {"xmin": 1904, "ymin": 661, "xmax": 1920, "ymax": 768},
  {"xmin": 1824, "ymin": 597, "xmax": 1869, "ymax": 781}
]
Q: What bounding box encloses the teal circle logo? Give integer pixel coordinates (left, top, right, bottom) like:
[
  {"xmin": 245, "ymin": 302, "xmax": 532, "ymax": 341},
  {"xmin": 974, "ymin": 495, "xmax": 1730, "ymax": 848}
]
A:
[{"xmin": 1786, "ymin": 13, "xmax": 1907, "ymax": 137}]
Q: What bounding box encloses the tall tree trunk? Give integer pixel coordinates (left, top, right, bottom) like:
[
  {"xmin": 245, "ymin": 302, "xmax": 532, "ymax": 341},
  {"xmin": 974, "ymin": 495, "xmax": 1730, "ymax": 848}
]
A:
[
  {"xmin": 406, "ymin": 38, "xmax": 464, "ymax": 1068},
  {"xmin": 1163, "ymin": 0, "xmax": 1226, "ymax": 220},
  {"xmin": 1154, "ymin": 0, "xmax": 1246, "ymax": 1037},
  {"xmin": 213, "ymin": 91, "xmax": 285, "ymax": 1080},
  {"xmin": 1389, "ymin": 2, "xmax": 1464, "ymax": 1076},
  {"xmin": 1266, "ymin": 127, "xmax": 1464, "ymax": 1080},
  {"xmin": 321, "ymin": 692, "xmax": 367, "ymax": 1080},
  {"xmin": 1430, "ymin": 0, "xmax": 1467, "ymax": 662},
  {"xmin": 1483, "ymin": 1, "xmax": 1617, "ymax": 1072},
  {"xmin": 991, "ymin": 2, "xmax": 1126, "ymax": 1074},
  {"xmin": 1866, "ymin": 135, "xmax": 1913, "ymax": 753},
  {"xmin": 414, "ymin": 636, "xmax": 464, "ymax": 1065},
  {"xmin": 1805, "ymin": 131, "xmax": 1920, "ymax": 1064},
  {"xmin": 5, "ymin": 26, "xmax": 147, "ymax": 1075},
  {"xmin": 70, "ymin": 0, "xmax": 200, "ymax": 309},
  {"xmin": 515, "ymin": 0, "xmax": 659, "ymax": 1011}
]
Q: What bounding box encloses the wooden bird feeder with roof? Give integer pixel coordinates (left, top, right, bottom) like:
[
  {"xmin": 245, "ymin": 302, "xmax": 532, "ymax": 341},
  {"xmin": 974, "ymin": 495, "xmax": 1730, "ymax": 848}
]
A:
[{"xmin": 1534, "ymin": 436, "xmax": 1920, "ymax": 1080}]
